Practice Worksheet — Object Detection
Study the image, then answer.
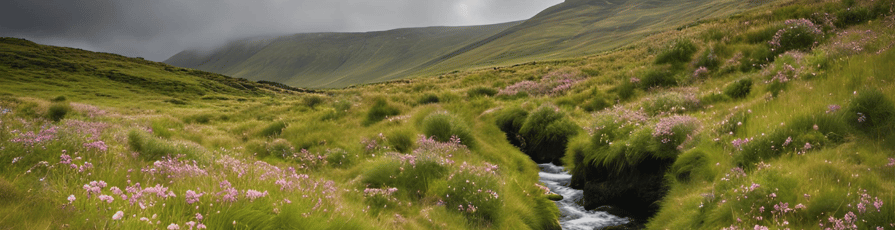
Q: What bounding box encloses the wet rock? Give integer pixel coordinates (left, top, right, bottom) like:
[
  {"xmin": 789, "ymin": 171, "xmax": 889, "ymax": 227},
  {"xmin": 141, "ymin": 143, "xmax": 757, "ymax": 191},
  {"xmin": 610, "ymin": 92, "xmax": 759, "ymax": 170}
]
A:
[{"xmin": 580, "ymin": 157, "xmax": 672, "ymax": 220}]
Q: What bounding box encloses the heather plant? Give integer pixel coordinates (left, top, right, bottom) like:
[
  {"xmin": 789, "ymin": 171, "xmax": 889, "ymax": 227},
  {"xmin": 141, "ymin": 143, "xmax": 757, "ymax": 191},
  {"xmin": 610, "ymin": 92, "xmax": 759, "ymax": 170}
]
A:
[
  {"xmin": 655, "ymin": 39, "xmax": 698, "ymax": 66},
  {"xmin": 694, "ymin": 47, "xmax": 721, "ymax": 70},
  {"xmin": 835, "ymin": 6, "xmax": 872, "ymax": 28},
  {"xmin": 302, "ymin": 95, "xmax": 325, "ymax": 108},
  {"xmin": 386, "ymin": 128, "xmax": 416, "ymax": 153},
  {"xmin": 418, "ymin": 93, "xmax": 440, "ymax": 104},
  {"xmin": 612, "ymin": 78, "xmax": 638, "ymax": 101},
  {"xmin": 47, "ymin": 102, "xmax": 70, "ymax": 122},
  {"xmin": 640, "ymin": 91, "xmax": 701, "ymax": 116},
  {"xmin": 496, "ymin": 70, "xmax": 584, "ymax": 97},
  {"xmin": 639, "ymin": 68, "xmax": 677, "ymax": 89},
  {"xmin": 324, "ymin": 148, "xmax": 355, "ymax": 168},
  {"xmin": 518, "ymin": 105, "xmax": 579, "ymax": 164},
  {"xmin": 651, "ymin": 115, "xmax": 700, "ymax": 158},
  {"xmin": 422, "ymin": 112, "xmax": 476, "ymax": 148},
  {"xmin": 364, "ymin": 97, "xmax": 401, "ymax": 125},
  {"xmin": 466, "ymin": 86, "xmax": 498, "ymax": 98},
  {"xmin": 266, "ymin": 138, "xmax": 295, "ymax": 159},
  {"xmin": 257, "ymin": 121, "xmax": 287, "ymax": 138},
  {"xmin": 846, "ymin": 88, "xmax": 895, "ymax": 137},
  {"xmin": 769, "ymin": 19, "xmax": 823, "ymax": 53},
  {"xmin": 441, "ymin": 162, "xmax": 501, "ymax": 224},
  {"xmin": 723, "ymin": 78, "xmax": 753, "ymax": 99}
]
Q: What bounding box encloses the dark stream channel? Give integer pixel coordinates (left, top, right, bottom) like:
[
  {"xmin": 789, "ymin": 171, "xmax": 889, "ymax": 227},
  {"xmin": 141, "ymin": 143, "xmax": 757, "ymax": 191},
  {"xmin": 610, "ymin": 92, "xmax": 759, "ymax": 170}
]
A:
[{"xmin": 538, "ymin": 163, "xmax": 629, "ymax": 230}]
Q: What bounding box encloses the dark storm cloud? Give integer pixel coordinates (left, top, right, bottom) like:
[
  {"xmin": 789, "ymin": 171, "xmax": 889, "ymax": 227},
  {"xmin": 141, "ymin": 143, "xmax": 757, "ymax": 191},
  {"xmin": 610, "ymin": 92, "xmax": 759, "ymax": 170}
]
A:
[{"xmin": 0, "ymin": 0, "xmax": 563, "ymax": 61}]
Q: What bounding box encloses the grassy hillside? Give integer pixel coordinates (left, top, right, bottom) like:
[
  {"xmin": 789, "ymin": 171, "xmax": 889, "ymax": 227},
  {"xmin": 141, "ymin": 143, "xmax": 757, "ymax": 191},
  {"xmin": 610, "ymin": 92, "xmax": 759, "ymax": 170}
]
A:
[
  {"xmin": 165, "ymin": 0, "xmax": 777, "ymax": 88},
  {"xmin": 3, "ymin": 0, "xmax": 895, "ymax": 229},
  {"xmin": 165, "ymin": 22, "xmax": 522, "ymax": 88}
]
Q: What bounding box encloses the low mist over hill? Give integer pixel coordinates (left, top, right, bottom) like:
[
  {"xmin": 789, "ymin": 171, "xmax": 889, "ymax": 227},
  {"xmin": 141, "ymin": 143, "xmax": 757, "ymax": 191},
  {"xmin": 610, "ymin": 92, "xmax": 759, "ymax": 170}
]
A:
[{"xmin": 165, "ymin": 0, "xmax": 772, "ymax": 88}]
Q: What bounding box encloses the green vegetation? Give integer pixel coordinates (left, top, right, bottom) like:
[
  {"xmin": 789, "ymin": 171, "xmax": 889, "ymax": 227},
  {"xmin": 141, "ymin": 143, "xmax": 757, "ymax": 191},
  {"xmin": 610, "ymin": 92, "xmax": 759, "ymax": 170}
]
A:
[
  {"xmin": 165, "ymin": 0, "xmax": 775, "ymax": 88},
  {"xmin": 3, "ymin": 0, "xmax": 895, "ymax": 229}
]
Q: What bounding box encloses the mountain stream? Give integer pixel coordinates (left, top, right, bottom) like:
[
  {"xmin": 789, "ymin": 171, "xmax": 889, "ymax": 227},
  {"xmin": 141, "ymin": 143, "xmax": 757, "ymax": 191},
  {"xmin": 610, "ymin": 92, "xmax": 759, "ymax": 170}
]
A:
[{"xmin": 538, "ymin": 163, "xmax": 629, "ymax": 230}]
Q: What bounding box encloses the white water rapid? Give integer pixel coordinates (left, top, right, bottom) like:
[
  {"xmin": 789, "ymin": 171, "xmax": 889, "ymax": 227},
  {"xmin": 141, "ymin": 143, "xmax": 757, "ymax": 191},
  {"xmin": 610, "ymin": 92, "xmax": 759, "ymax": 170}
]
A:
[{"xmin": 538, "ymin": 163, "xmax": 630, "ymax": 230}]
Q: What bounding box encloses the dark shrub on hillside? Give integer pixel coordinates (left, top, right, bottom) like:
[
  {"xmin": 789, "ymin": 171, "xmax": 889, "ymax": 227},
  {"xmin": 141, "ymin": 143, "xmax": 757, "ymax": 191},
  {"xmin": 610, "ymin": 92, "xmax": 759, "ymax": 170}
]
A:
[
  {"xmin": 694, "ymin": 48, "xmax": 721, "ymax": 70},
  {"xmin": 364, "ymin": 97, "xmax": 400, "ymax": 125},
  {"xmin": 302, "ymin": 95, "xmax": 325, "ymax": 108},
  {"xmin": 847, "ymin": 89, "xmax": 895, "ymax": 136},
  {"xmin": 612, "ymin": 80, "xmax": 637, "ymax": 101},
  {"xmin": 769, "ymin": 19, "xmax": 823, "ymax": 53},
  {"xmin": 422, "ymin": 112, "xmax": 476, "ymax": 148},
  {"xmin": 324, "ymin": 148, "xmax": 355, "ymax": 168},
  {"xmin": 47, "ymin": 103, "xmax": 70, "ymax": 122},
  {"xmin": 835, "ymin": 7, "xmax": 872, "ymax": 28},
  {"xmin": 51, "ymin": 96, "xmax": 66, "ymax": 102},
  {"xmin": 741, "ymin": 28, "xmax": 778, "ymax": 44},
  {"xmin": 258, "ymin": 121, "xmax": 287, "ymax": 137},
  {"xmin": 724, "ymin": 78, "xmax": 753, "ymax": 99},
  {"xmin": 418, "ymin": 93, "xmax": 440, "ymax": 104},
  {"xmin": 655, "ymin": 39, "xmax": 698, "ymax": 65},
  {"xmin": 185, "ymin": 114, "xmax": 214, "ymax": 124},
  {"xmin": 386, "ymin": 128, "xmax": 416, "ymax": 153},
  {"xmin": 582, "ymin": 97, "xmax": 611, "ymax": 112},
  {"xmin": 494, "ymin": 107, "xmax": 529, "ymax": 148},
  {"xmin": 518, "ymin": 105, "xmax": 579, "ymax": 164},
  {"xmin": 739, "ymin": 45, "xmax": 777, "ymax": 72},
  {"xmin": 639, "ymin": 69, "xmax": 677, "ymax": 89},
  {"xmin": 467, "ymin": 87, "xmax": 498, "ymax": 98}
]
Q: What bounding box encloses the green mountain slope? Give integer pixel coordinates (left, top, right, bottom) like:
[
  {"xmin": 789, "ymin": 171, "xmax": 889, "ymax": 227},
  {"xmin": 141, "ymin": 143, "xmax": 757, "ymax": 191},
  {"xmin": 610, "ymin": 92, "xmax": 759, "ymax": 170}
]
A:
[
  {"xmin": 165, "ymin": 22, "xmax": 522, "ymax": 88},
  {"xmin": 0, "ymin": 37, "xmax": 308, "ymax": 106},
  {"xmin": 165, "ymin": 0, "xmax": 775, "ymax": 88},
  {"xmin": 410, "ymin": 0, "xmax": 765, "ymax": 75}
]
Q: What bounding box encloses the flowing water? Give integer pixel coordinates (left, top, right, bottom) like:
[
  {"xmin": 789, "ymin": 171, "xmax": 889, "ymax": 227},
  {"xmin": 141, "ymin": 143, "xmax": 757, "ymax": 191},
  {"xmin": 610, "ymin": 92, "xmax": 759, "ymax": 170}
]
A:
[{"xmin": 538, "ymin": 163, "xmax": 629, "ymax": 230}]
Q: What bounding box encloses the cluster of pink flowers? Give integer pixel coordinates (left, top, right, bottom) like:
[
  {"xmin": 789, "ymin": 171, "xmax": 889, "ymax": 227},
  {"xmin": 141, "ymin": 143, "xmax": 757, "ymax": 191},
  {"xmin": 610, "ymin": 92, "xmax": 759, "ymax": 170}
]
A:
[
  {"xmin": 652, "ymin": 115, "xmax": 699, "ymax": 144},
  {"xmin": 83, "ymin": 180, "xmax": 107, "ymax": 198},
  {"xmin": 693, "ymin": 66, "xmax": 709, "ymax": 79},
  {"xmin": 185, "ymin": 190, "xmax": 204, "ymax": 204},
  {"xmin": 361, "ymin": 134, "xmax": 387, "ymax": 154},
  {"xmin": 364, "ymin": 187, "xmax": 398, "ymax": 197},
  {"xmin": 767, "ymin": 63, "xmax": 798, "ymax": 84},
  {"xmin": 731, "ymin": 138, "xmax": 754, "ymax": 150},
  {"xmin": 144, "ymin": 156, "xmax": 208, "ymax": 179},
  {"xmin": 62, "ymin": 120, "xmax": 109, "ymax": 141},
  {"xmin": 497, "ymin": 71, "xmax": 584, "ymax": 97},
  {"xmin": 245, "ymin": 189, "xmax": 269, "ymax": 202},
  {"xmin": 82, "ymin": 140, "xmax": 108, "ymax": 152},
  {"xmin": 769, "ymin": 18, "xmax": 823, "ymax": 51},
  {"xmin": 8, "ymin": 125, "xmax": 58, "ymax": 146}
]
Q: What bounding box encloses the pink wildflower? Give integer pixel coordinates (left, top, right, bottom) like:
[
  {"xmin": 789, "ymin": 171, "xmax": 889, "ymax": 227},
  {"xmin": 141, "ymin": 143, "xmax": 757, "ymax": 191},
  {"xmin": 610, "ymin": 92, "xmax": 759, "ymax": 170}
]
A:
[
  {"xmin": 167, "ymin": 223, "xmax": 180, "ymax": 230},
  {"xmin": 67, "ymin": 195, "xmax": 75, "ymax": 203},
  {"xmin": 112, "ymin": 211, "xmax": 124, "ymax": 220},
  {"xmin": 98, "ymin": 195, "xmax": 114, "ymax": 204}
]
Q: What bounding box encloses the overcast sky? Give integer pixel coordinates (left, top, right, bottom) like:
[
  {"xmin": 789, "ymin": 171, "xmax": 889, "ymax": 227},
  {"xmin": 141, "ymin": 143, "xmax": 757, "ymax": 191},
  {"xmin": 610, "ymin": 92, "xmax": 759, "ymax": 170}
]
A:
[{"xmin": 0, "ymin": 0, "xmax": 563, "ymax": 61}]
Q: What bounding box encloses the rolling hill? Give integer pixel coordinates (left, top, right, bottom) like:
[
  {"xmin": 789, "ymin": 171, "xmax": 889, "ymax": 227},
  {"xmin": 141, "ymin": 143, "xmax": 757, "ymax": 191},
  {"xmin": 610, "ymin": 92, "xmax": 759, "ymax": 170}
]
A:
[
  {"xmin": 0, "ymin": 37, "xmax": 311, "ymax": 106},
  {"xmin": 165, "ymin": 0, "xmax": 775, "ymax": 88}
]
